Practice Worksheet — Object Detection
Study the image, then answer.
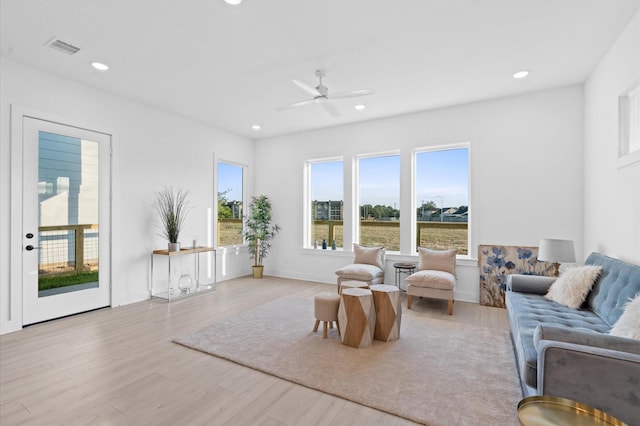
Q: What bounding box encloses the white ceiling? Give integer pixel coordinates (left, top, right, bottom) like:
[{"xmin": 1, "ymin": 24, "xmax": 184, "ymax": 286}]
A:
[{"xmin": 1, "ymin": 0, "xmax": 639, "ymax": 139}]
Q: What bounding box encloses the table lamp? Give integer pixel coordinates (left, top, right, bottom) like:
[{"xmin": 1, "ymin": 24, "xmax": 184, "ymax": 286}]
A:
[{"xmin": 537, "ymin": 238, "xmax": 576, "ymax": 276}]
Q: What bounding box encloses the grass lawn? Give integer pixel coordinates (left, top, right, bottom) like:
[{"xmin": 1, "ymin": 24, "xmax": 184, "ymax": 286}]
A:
[{"xmin": 39, "ymin": 271, "xmax": 99, "ymax": 291}]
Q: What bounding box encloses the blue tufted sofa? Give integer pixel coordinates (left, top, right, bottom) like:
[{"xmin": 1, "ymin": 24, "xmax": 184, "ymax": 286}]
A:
[{"xmin": 506, "ymin": 252, "xmax": 640, "ymax": 424}]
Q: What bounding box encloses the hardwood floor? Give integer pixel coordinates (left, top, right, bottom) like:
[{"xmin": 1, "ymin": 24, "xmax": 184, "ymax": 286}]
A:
[{"xmin": 0, "ymin": 276, "xmax": 510, "ymax": 425}]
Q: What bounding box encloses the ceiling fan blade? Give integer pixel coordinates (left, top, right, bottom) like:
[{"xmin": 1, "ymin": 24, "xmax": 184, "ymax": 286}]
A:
[
  {"xmin": 275, "ymin": 98, "xmax": 315, "ymax": 111},
  {"xmin": 322, "ymin": 101, "xmax": 341, "ymax": 117},
  {"xmin": 292, "ymin": 79, "xmax": 321, "ymax": 97},
  {"xmin": 330, "ymin": 88, "xmax": 374, "ymax": 99}
]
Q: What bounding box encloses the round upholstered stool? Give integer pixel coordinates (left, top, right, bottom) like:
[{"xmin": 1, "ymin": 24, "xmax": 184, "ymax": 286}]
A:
[
  {"xmin": 370, "ymin": 284, "xmax": 402, "ymax": 342},
  {"xmin": 338, "ymin": 288, "xmax": 376, "ymax": 348},
  {"xmin": 313, "ymin": 292, "xmax": 341, "ymax": 338}
]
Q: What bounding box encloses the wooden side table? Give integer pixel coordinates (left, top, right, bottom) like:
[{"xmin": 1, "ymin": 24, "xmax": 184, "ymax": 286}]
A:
[
  {"xmin": 393, "ymin": 262, "xmax": 416, "ymax": 291},
  {"xmin": 370, "ymin": 284, "xmax": 402, "ymax": 342},
  {"xmin": 338, "ymin": 288, "xmax": 376, "ymax": 348}
]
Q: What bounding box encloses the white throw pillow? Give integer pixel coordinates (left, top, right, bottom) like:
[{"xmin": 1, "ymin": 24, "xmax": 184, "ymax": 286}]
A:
[
  {"xmin": 610, "ymin": 294, "xmax": 640, "ymax": 340},
  {"xmin": 544, "ymin": 265, "xmax": 602, "ymax": 309}
]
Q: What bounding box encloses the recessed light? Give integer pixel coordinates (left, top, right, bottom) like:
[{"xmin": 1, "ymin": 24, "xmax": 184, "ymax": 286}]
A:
[
  {"xmin": 252, "ymin": 125, "xmax": 261, "ymax": 130},
  {"xmin": 354, "ymin": 104, "xmax": 366, "ymax": 111},
  {"xmin": 224, "ymin": 0, "xmax": 242, "ymax": 5},
  {"xmin": 91, "ymin": 62, "xmax": 109, "ymax": 71},
  {"xmin": 513, "ymin": 70, "xmax": 529, "ymax": 79}
]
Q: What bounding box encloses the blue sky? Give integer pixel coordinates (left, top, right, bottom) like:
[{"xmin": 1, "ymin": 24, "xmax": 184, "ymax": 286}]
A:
[
  {"xmin": 218, "ymin": 162, "xmax": 243, "ymax": 202},
  {"xmin": 311, "ymin": 148, "xmax": 468, "ymax": 208}
]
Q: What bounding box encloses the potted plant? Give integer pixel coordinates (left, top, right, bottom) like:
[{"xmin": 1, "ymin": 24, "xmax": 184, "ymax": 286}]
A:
[
  {"xmin": 243, "ymin": 195, "xmax": 280, "ymax": 278},
  {"xmin": 153, "ymin": 187, "xmax": 190, "ymax": 252}
]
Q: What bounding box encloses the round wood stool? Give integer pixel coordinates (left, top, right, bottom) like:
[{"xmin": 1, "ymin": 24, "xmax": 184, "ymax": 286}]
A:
[
  {"xmin": 313, "ymin": 292, "xmax": 341, "ymax": 338},
  {"xmin": 338, "ymin": 288, "xmax": 376, "ymax": 348}
]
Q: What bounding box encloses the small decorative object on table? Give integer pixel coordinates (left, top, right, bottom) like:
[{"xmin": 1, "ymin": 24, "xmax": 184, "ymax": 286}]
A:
[
  {"xmin": 153, "ymin": 186, "xmax": 190, "ymax": 252},
  {"xmin": 178, "ymin": 273, "xmax": 193, "ymax": 294},
  {"xmin": 322, "ymin": 239, "xmax": 327, "ymax": 250}
]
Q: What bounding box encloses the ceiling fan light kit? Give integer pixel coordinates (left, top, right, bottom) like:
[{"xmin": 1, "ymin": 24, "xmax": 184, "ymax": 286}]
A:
[{"xmin": 276, "ymin": 69, "xmax": 374, "ymax": 117}]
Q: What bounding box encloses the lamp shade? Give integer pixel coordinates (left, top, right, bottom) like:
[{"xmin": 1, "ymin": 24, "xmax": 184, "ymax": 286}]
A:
[{"xmin": 537, "ymin": 239, "xmax": 576, "ymax": 263}]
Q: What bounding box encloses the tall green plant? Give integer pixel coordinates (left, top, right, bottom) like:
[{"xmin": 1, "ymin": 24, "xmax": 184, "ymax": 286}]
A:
[
  {"xmin": 153, "ymin": 187, "xmax": 190, "ymax": 243},
  {"xmin": 243, "ymin": 195, "xmax": 280, "ymax": 266}
]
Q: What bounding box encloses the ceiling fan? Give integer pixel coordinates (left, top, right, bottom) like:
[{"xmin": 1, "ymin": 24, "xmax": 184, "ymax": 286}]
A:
[{"xmin": 275, "ymin": 70, "xmax": 374, "ymax": 117}]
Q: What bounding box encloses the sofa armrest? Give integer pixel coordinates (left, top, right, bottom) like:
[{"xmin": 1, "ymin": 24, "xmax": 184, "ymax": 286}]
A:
[
  {"xmin": 506, "ymin": 274, "xmax": 556, "ymax": 294},
  {"xmin": 534, "ymin": 325, "xmax": 640, "ymax": 355},
  {"xmin": 536, "ymin": 333, "xmax": 640, "ymax": 424}
]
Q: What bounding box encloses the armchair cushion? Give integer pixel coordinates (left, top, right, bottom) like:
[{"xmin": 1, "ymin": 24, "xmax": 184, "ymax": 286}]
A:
[
  {"xmin": 335, "ymin": 263, "xmax": 384, "ymax": 281},
  {"xmin": 405, "ymin": 270, "xmax": 455, "ymax": 290},
  {"xmin": 417, "ymin": 247, "xmax": 457, "ymax": 275},
  {"xmin": 353, "ymin": 244, "xmax": 385, "ymax": 270}
]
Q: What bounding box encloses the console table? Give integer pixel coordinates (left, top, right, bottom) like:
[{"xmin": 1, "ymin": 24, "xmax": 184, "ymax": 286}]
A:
[{"xmin": 150, "ymin": 247, "xmax": 216, "ymax": 302}]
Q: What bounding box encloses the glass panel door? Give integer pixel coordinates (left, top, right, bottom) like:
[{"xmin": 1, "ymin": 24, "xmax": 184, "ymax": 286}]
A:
[{"xmin": 22, "ymin": 118, "xmax": 111, "ymax": 325}]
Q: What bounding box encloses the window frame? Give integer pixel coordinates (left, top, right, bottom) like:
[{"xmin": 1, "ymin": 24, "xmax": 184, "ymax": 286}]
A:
[
  {"xmin": 215, "ymin": 159, "xmax": 246, "ymax": 248},
  {"xmin": 304, "ymin": 156, "xmax": 345, "ymax": 249},
  {"xmin": 355, "ymin": 151, "xmax": 401, "ymax": 251},
  {"xmin": 412, "ymin": 142, "xmax": 471, "ymax": 257}
]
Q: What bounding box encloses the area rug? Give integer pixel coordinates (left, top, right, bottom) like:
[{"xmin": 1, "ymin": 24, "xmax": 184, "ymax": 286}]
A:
[{"xmin": 174, "ymin": 297, "xmax": 521, "ymax": 425}]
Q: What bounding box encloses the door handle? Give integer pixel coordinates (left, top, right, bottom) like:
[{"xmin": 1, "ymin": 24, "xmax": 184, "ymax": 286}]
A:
[{"xmin": 25, "ymin": 245, "xmax": 41, "ymax": 251}]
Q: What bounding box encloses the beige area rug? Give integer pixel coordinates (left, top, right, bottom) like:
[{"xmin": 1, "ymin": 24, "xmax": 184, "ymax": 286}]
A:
[{"xmin": 174, "ymin": 297, "xmax": 521, "ymax": 426}]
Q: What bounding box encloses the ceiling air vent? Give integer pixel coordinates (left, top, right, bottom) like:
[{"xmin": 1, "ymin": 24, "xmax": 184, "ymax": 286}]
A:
[{"xmin": 44, "ymin": 37, "xmax": 80, "ymax": 55}]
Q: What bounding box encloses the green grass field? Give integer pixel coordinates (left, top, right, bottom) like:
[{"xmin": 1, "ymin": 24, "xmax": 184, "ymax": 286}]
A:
[{"xmin": 38, "ymin": 271, "xmax": 99, "ymax": 291}]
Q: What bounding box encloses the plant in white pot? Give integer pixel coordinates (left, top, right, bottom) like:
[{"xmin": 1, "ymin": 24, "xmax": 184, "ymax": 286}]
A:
[
  {"xmin": 153, "ymin": 187, "xmax": 190, "ymax": 252},
  {"xmin": 243, "ymin": 195, "xmax": 280, "ymax": 278}
]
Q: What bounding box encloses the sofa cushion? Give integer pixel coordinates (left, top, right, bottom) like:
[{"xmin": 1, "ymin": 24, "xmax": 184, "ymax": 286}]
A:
[
  {"xmin": 585, "ymin": 252, "xmax": 640, "ymax": 326},
  {"xmin": 610, "ymin": 294, "xmax": 640, "ymax": 340},
  {"xmin": 405, "ymin": 270, "xmax": 455, "ymax": 290},
  {"xmin": 417, "ymin": 247, "xmax": 457, "ymax": 275},
  {"xmin": 353, "ymin": 244, "xmax": 385, "ymax": 270},
  {"xmin": 335, "ymin": 263, "xmax": 383, "ymax": 281},
  {"xmin": 544, "ymin": 265, "xmax": 602, "ymax": 309}
]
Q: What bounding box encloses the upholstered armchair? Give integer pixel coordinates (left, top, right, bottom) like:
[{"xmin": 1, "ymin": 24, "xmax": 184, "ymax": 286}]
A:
[
  {"xmin": 335, "ymin": 244, "xmax": 385, "ymax": 293},
  {"xmin": 406, "ymin": 248, "xmax": 457, "ymax": 315}
]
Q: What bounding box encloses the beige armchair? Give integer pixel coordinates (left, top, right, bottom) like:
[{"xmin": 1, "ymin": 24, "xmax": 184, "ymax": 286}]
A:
[
  {"xmin": 335, "ymin": 244, "xmax": 385, "ymax": 293},
  {"xmin": 406, "ymin": 248, "xmax": 457, "ymax": 315}
]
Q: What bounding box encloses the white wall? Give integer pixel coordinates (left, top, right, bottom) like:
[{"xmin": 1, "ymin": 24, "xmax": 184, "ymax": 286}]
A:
[
  {"xmin": 255, "ymin": 86, "xmax": 585, "ymax": 302},
  {"xmin": 584, "ymin": 10, "xmax": 640, "ymax": 265},
  {"xmin": 0, "ymin": 58, "xmax": 255, "ymax": 334}
]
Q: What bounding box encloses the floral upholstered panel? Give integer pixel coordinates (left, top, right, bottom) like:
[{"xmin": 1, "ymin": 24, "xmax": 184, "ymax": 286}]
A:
[{"xmin": 479, "ymin": 245, "xmax": 554, "ymax": 308}]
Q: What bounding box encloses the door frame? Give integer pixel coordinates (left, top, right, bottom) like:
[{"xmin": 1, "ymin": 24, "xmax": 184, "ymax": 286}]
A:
[{"xmin": 9, "ymin": 105, "xmax": 114, "ymax": 330}]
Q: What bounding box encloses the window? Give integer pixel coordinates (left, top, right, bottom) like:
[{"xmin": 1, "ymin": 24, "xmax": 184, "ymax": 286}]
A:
[
  {"xmin": 308, "ymin": 159, "xmax": 343, "ymax": 248},
  {"xmin": 217, "ymin": 162, "xmax": 244, "ymax": 246},
  {"xmin": 618, "ymin": 80, "xmax": 640, "ymax": 167},
  {"xmin": 415, "ymin": 147, "xmax": 469, "ymax": 255},
  {"xmin": 358, "ymin": 155, "xmax": 400, "ymax": 250}
]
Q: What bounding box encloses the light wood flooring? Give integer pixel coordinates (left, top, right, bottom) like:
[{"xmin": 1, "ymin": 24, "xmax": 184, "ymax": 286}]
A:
[{"xmin": 0, "ymin": 276, "xmax": 510, "ymax": 425}]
